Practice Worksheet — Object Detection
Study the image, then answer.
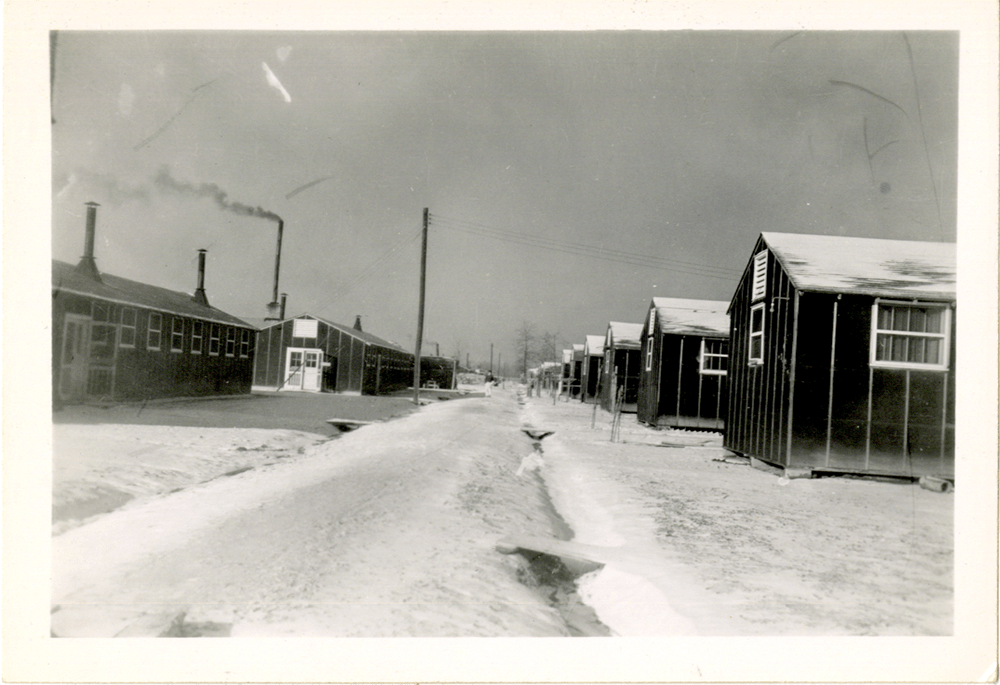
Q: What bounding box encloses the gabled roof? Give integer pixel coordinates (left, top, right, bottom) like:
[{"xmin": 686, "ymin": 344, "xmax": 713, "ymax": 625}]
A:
[
  {"xmin": 256, "ymin": 313, "xmax": 409, "ymax": 353},
  {"xmin": 760, "ymin": 232, "xmax": 956, "ymax": 300},
  {"xmin": 650, "ymin": 297, "xmax": 730, "ymax": 337},
  {"xmin": 606, "ymin": 321, "xmax": 644, "ymax": 349},
  {"xmin": 52, "ymin": 260, "xmax": 252, "ymax": 328},
  {"xmin": 584, "ymin": 335, "xmax": 605, "ymax": 357}
]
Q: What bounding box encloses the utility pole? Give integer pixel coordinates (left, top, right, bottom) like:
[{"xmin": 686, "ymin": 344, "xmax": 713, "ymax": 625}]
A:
[
  {"xmin": 413, "ymin": 208, "xmax": 428, "ymax": 405},
  {"xmin": 490, "ymin": 343, "xmax": 494, "ymax": 374}
]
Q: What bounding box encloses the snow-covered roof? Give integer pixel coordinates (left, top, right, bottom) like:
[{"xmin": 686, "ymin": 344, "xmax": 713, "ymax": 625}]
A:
[
  {"xmin": 584, "ymin": 335, "xmax": 605, "ymax": 357},
  {"xmin": 761, "ymin": 232, "xmax": 956, "ymax": 300},
  {"xmin": 607, "ymin": 321, "xmax": 644, "ymax": 349},
  {"xmin": 651, "ymin": 297, "xmax": 730, "ymax": 337}
]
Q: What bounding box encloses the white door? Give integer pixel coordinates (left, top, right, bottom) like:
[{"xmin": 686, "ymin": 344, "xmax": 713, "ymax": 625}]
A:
[
  {"xmin": 59, "ymin": 314, "xmax": 91, "ymax": 401},
  {"xmin": 284, "ymin": 348, "xmax": 323, "ymax": 391}
]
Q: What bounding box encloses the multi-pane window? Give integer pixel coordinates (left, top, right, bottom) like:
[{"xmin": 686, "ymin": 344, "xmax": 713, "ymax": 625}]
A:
[
  {"xmin": 239, "ymin": 329, "xmax": 251, "ymax": 358},
  {"xmin": 119, "ymin": 308, "xmax": 136, "ymax": 347},
  {"xmin": 147, "ymin": 312, "xmax": 162, "ymax": 350},
  {"xmin": 751, "ymin": 251, "xmax": 767, "ymax": 301},
  {"xmin": 191, "ymin": 320, "xmax": 204, "ymax": 354},
  {"xmin": 209, "ymin": 324, "xmax": 221, "ymax": 356},
  {"xmin": 700, "ymin": 338, "xmax": 729, "ymax": 375},
  {"xmin": 171, "ymin": 318, "xmax": 185, "ymax": 352},
  {"xmin": 748, "ymin": 303, "xmax": 764, "ymax": 364},
  {"xmin": 871, "ymin": 302, "xmax": 951, "ymax": 370},
  {"xmin": 225, "ymin": 327, "xmax": 237, "ymax": 357}
]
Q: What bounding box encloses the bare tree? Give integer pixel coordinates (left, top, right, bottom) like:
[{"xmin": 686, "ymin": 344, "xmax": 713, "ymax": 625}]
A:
[
  {"xmin": 513, "ymin": 321, "xmax": 537, "ymax": 381},
  {"xmin": 539, "ymin": 331, "xmax": 560, "ymax": 364}
]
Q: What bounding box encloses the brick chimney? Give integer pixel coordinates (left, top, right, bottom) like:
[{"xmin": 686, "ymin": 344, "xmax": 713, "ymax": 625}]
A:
[
  {"xmin": 75, "ymin": 201, "xmax": 102, "ymax": 282},
  {"xmin": 353, "ymin": 315, "xmax": 363, "ymax": 332}
]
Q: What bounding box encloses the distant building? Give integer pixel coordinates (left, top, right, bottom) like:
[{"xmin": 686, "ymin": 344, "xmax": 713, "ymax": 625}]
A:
[
  {"xmin": 725, "ymin": 232, "xmax": 956, "ymax": 480},
  {"xmin": 580, "ymin": 335, "xmax": 605, "ymax": 404},
  {"xmin": 252, "ymin": 314, "xmax": 414, "ymax": 395},
  {"xmin": 637, "ymin": 297, "xmax": 730, "ymax": 430},
  {"xmin": 52, "ymin": 203, "xmax": 255, "ymax": 405},
  {"xmin": 599, "ymin": 321, "xmax": 644, "ymax": 413},
  {"xmin": 419, "ymin": 355, "xmax": 459, "ymax": 390},
  {"xmin": 570, "ymin": 343, "xmax": 584, "ymax": 398}
]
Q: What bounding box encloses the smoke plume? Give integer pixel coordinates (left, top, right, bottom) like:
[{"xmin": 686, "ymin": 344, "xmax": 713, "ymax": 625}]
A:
[{"xmin": 153, "ymin": 166, "xmax": 282, "ymax": 222}]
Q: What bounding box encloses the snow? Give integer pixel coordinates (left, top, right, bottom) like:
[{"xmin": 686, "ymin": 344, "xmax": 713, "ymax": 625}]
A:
[
  {"xmin": 607, "ymin": 321, "xmax": 644, "ymax": 348},
  {"xmin": 583, "ymin": 334, "xmax": 605, "ymax": 357},
  {"xmin": 761, "ymin": 231, "xmax": 956, "ymax": 299},
  {"xmin": 650, "ymin": 297, "xmax": 730, "ymax": 336},
  {"xmin": 39, "ymin": 383, "xmax": 984, "ymax": 680},
  {"xmin": 52, "ymin": 385, "xmax": 955, "ymax": 639}
]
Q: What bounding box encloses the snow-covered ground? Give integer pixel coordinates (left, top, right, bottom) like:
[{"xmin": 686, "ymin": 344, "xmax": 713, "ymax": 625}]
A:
[
  {"xmin": 51, "ymin": 383, "xmax": 954, "ymax": 642},
  {"xmin": 527, "ymin": 395, "xmax": 953, "ymax": 636},
  {"xmin": 52, "ymin": 388, "xmax": 592, "ymax": 638}
]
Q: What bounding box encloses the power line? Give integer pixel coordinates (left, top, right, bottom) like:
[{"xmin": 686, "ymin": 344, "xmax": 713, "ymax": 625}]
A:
[
  {"xmin": 431, "ymin": 213, "xmax": 740, "ymax": 281},
  {"xmin": 435, "ymin": 213, "xmax": 740, "ymax": 276},
  {"xmin": 308, "ymin": 224, "xmax": 423, "ymax": 314}
]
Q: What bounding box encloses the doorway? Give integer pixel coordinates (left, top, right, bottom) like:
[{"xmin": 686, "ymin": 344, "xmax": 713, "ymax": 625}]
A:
[
  {"xmin": 59, "ymin": 314, "xmax": 91, "ymax": 401},
  {"xmin": 283, "ymin": 347, "xmax": 323, "ymax": 391}
]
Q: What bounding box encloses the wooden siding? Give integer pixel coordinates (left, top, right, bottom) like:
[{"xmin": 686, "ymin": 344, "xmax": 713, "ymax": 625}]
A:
[
  {"xmin": 725, "ymin": 236, "xmax": 955, "ymax": 479},
  {"xmin": 580, "ymin": 354, "xmax": 602, "ymax": 403},
  {"xmin": 638, "ymin": 303, "xmax": 728, "ymax": 430},
  {"xmin": 599, "ymin": 348, "xmax": 641, "ymax": 413},
  {"xmin": 253, "ymin": 316, "xmax": 417, "ymax": 395},
  {"xmin": 53, "ymin": 290, "xmax": 254, "ymax": 403}
]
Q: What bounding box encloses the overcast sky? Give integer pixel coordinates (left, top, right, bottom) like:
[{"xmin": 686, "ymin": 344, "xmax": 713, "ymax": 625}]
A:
[{"xmin": 51, "ymin": 31, "xmax": 958, "ymax": 370}]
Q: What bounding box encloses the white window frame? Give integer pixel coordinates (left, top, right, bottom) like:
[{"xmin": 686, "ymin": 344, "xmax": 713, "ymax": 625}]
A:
[
  {"xmin": 645, "ymin": 309, "xmax": 655, "ymax": 371},
  {"xmin": 191, "ymin": 320, "xmax": 204, "ymax": 355},
  {"xmin": 699, "ymin": 338, "xmax": 728, "ymax": 376},
  {"xmin": 751, "ymin": 250, "xmax": 767, "ymax": 302},
  {"xmin": 147, "ymin": 312, "xmax": 162, "ymax": 351},
  {"xmin": 209, "ymin": 323, "xmax": 221, "ymax": 356},
  {"xmin": 239, "ymin": 329, "xmax": 251, "ymax": 358},
  {"xmin": 748, "ymin": 303, "xmax": 765, "ymax": 365},
  {"xmin": 171, "ymin": 317, "xmax": 185, "ymax": 353},
  {"xmin": 870, "ymin": 300, "xmax": 951, "ymax": 371},
  {"xmin": 119, "ymin": 307, "xmax": 137, "ymax": 348},
  {"xmin": 225, "ymin": 327, "xmax": 237, "ymax": 357}
]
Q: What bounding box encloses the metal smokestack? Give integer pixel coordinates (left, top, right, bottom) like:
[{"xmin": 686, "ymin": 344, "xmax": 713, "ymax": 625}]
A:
[
  {"xmin": 193, "ymin": 249, "xmax": 209, "ymax": 306},
  {"xmin": 271, "ymin": 219, "xmax": 283, "ymax": 305},
  {"xmin": 76, "ymin": 201, "xmax": 103, "ymax": 282},
  {"xmin": 265, "ymin": 218, "xmax": 284, "ymax": 320}
]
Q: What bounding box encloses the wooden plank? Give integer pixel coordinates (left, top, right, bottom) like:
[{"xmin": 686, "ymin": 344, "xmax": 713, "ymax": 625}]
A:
[
  {"xmin": 326, "ymin": 418, "xmax": 375, "ymax": 431},
  {"xmin": 495, "ymin": 534, "xmax": 606, "ymax": 575}
]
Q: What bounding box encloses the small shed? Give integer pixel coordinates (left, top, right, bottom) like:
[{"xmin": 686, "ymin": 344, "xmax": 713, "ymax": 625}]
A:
[
  {"xmin": 579, "ymin": 335, "xmax": 605, "ymax": 403},
  {"xmin": 53, "ymin": 204, "xmax": 256, "ymax": 405},
  {"xmin": 253, "ymin": 314, "xmax": 414, "ymax": 395},
  {"xmin": 419, "ymin": 355, "xmax": 459, "ymax": 390},
  {"xmin": 725, "ymin": 232, "xmax": 956, "ymax": 480},
  {"xmin": 637, "ymin": 297, "xmax": 730, "ymax": 430},
  {"xmin": 599, "ymin": 321, "xmax": 644, "ymax": 413}
]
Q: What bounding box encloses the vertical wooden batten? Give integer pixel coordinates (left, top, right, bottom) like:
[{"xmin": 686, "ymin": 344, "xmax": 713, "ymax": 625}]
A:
[
  {"xmin": 825, "ymin": 296, "xmax": 840, "ymax": 466},
  {"xmin": 785, "ymin": 289, "xmax": 800, "ymax": 465}
]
